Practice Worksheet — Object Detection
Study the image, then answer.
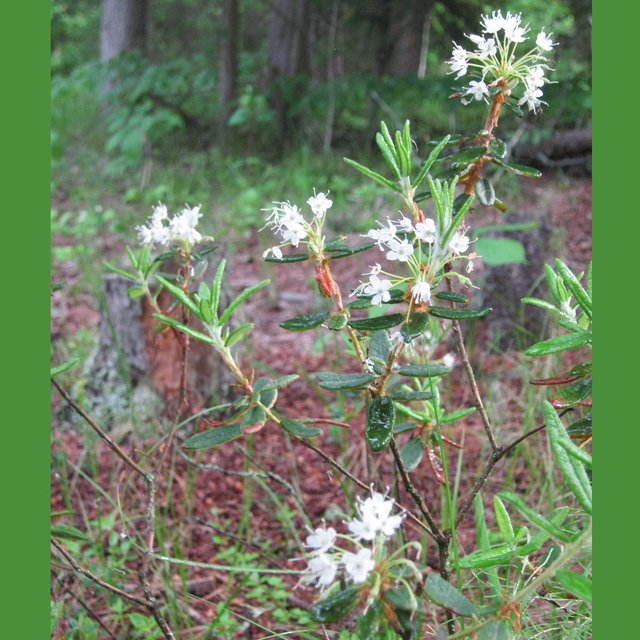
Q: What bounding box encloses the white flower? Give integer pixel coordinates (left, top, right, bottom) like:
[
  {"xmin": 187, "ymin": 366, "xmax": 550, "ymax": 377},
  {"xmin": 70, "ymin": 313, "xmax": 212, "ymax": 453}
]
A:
[
  {"xmin": 518, "ymin": 85, "xmax": 544, "ymax": 112},
  {"xmin": 386, "ymin": 238, "xmax": 414, "ymax": 262},
  {"xmin": 342, "ymin": 548, "xmax": 375, "ymax": 583},
  {"xmin": 536, "ymin": 30, "xmax": 556, "ymax": 51},
  {"xmin": 170, "ymin": 205, "xmax": 203, "ymax": 245},
  {"xmin": 395, "ymin": 216, "xmax": 414, "ymax": 234},
  {"xmin": 481, "ymin": 10, "xmax": 505, "ymax": 34},
  {"xmin": 526, "ymin": 65, "xmax": 546, "ymax": 88},
  {"xmin": 468, "ymin": 34, "xmax": 497, "ymax": 58},
  {"xmin": 365, "ymin": 263, "xmax": 382, "ymax": 276},
  {"xmin": 503, "ymin": 12, "xmax": 527, "ymax": 43},
  {"xmin": 364, "ymin": 275, "xmax": 393, "ymax": 306},
  {"xmin": 348, "ymin": 490, "xmax": 404, "ymax": 541},
  {"xmin": 448, "ymin": 44, "xmax": 469, "ymax": 78},
  {"xmin": 305, "ymin": 526, "xmax": 337, "ymax": 554},
  {"xmin": 442, "ymin": 353, "xmax": 456, "ymax": 369},
  {"xmin": 449, "ymin": 232, "xmax": 470, "ymax": 255},
  {"xmin": 412, "ymin": 280, "xmax": 431, "ymax": 305},
  {"xmin": 150, "ymin": 203, "xmax": 168, "ymax": 224},
  {"xmin": 366, "ymin": 221, "xmax": 397, "ymax": 248},
  {"xmin": 466, "ymin": 259, "xmax": 474, "ymax": 273},
  {"xmin": 307, "ymin": 191, "xmax": 333, "ymax": 217},
  {"xmin": 263, "ymin": 246, "xmax": 283, "ymax": 260},
  {"xmin": 306, "ymin": 553, "xmax": 338, "ymax": 590},
  {"xmin": 415, "ymin": 219, "xmax": 436, "ymax": 243},
  {"xmin": 281, "ymin": 223, "xmax": 307, "ymax": 247},
  {"xmin": 466, "ymin": 80, "xmax": 489, "ymax": 101}
]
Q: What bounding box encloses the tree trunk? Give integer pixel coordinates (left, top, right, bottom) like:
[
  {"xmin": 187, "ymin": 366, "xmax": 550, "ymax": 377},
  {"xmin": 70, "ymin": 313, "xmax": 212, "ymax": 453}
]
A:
[
  {"xmin": 218, "ymin": 0, "xmax": 239, "ymax": 131},
  {"xmin": 264, "ymin": 0, "xmax": 310, "ymax": 143},
  {"xmin": 100, "ymin": 0, "xmax": 149, "ymax": 63}
]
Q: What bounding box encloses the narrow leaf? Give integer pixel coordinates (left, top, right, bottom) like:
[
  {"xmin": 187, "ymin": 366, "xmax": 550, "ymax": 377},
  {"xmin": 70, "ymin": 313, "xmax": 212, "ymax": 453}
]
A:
[
  {"xmin": 153, "ymin": 314, "xmax": 215, "ymax": 345},
  {"xmin": 314, "ymin": 372, "xmax": 374, "ymax": 390},
  {"xmin": 428, "ymin": 306, "xmax": 492, "ymax": 320},
  {"xmin": 424, "ymin": 574, "xmax": 476, "ymax": 616},
  {"xmin": 348, "ymin": 314, "xmax": 405, "ymax": 331},
  {"xmin": 280, "ymin": 419, "xmax": 322, "ymax": 439},
  {"xmin": 280, "ymin": 311, "xmax": 329, "ymax": 331},
  {"xmin": 344, "ymin": 157, "xmax": 401, "ymax": 192},
  {"xmin": 220, "ymin": 279, "xmax": 270, "ymax": 325},
  {"xmin": 366, "ymin": 397, "xmax": 395, "ymax": 452},
  {"xmin": 398, "ymin": 363, "xmax": 452, "ymax": 377},
  {"xmin": 183, "ymin": 423, "xmax": 243, "ymax": 449},
  {"xmin": 525, "ymin": 332, "xmax": 591, "ymax": 356}
]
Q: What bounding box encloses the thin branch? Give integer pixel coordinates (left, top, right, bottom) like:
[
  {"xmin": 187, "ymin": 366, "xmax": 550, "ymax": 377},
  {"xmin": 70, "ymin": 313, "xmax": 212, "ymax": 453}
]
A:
[
  {"xmin": 299, "ymin": 439, "xmax": 439, "ymax": 541},
  {"xmin": 61, "ymin": 586, "xmax": 118, "ymax": 640},
  {"xmin": 450, "ymin": 318, "xmax": 499, "ymax": 452},
  {"xmin": 51, "ymin": 379, "xmax": 147, "ymax": 479},
  {"xmin": 389, "ymin": 437, "xmax": 444, "ymax": 544},
  {"xmin": 455, "ymin": 410, "xmax": 571, "ymax": 527},
  {"xmin": 51, "ymin": 538, "xmax": 148, "ymax": 608}
]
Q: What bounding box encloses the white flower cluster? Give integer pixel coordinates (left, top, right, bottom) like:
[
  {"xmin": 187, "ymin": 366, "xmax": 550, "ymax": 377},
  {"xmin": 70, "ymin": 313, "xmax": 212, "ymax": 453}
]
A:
[
  {"xmin": 447, "ymin": 10, "xmax": 556, "ymax": 112},
  {"xmin": 136, "ymin": 203, "xmax": 204, "ymax": 248},
  {"xmin": 353, "ymin": 214, "xmax": 472, "ymax": 307},
  {"xmin": 263, "ymin": 191, "xmax": 333, "ymax": 259},
  {"xmin": 302, "ymin": 489, "xmax": 404, "ymax": 590}
]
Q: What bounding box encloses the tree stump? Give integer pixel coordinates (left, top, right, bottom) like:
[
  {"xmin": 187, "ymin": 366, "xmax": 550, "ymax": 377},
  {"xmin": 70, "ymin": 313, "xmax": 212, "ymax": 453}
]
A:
[{"xmin": 80, "ymin": 257, "xmax": 235, "ymax": 426}]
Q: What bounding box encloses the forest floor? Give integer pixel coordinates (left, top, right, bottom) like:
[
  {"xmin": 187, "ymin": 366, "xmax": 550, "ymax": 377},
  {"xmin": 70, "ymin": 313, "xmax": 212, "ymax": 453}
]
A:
[{"xmin": 50, "ymin": 175, "xmax": 591, "ymax": 637}]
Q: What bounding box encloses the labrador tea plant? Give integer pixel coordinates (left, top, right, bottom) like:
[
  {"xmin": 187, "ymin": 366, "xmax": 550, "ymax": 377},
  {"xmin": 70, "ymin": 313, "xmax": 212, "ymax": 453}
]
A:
[{"xmin": 52, "ymin": 10, "xmax": 591, "ymax": 639}]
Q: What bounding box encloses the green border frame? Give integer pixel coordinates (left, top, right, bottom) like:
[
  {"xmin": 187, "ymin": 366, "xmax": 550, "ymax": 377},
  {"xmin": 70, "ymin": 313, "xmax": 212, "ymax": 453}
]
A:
[{"xmin": 1, "ymin": 1, "xmax": 50, "ymax": 636}]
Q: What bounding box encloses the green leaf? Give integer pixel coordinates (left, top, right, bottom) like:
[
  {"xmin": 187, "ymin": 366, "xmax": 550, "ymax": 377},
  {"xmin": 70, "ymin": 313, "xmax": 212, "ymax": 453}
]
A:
[
  {"xmin": 443, "ymin": 145, "xmax": 486, "ymax": 166},
  {"xmin": 310, "ymin": 586, "xmax": 359, "ymax": 623},
  {"xmin": 376, "ymin": 132, "xmax": 402, "ymax": 179},
  {"xmin": 474, "ymin": 495, "xmax": 501, "ymax": 596},
  {"xmin": 543, "ymin": 402, "xmax": 592, "ymax": 514},
  {"xmin": 280, "ymin": 311, "xmax": 329, "ymax": 331},
  {"xmin": 567, "ymin": 412, "xmax": 592, "ymax": 437},
  {"xmin": 366, "ymin": 397, "xmax": 396, "ymax": 452},
  {"xmin": 412, "ymin": 135, "xmax": 451, "ymax": 189},
  {"xmin": 328, "ymin": 314, "xmax": 348, "ymax": 331},
  {"xmin": 199, "ymin": 298, "xmax": 214, "ymax": 324},
  {"xmin": 493, "ymin": 158, "xmax": 541, "ymax": 177},
  {"xmin": 475, "ymin": 178, "xmax": 496, "ymax": 206},
  {"xmin": 401, "ymin": 312, "xmax": 429, "ymax": 342},
  {"xmin": 280, "ymin": 419, "xmax": 322, "ymax": 439},
  {"xmin": 252, "ymin": 374, "xmax": 299, "ymax": 393},
  {"xmin": 556, "ymin": 570, "xmax": 592, "ymax": 603},
  {"xmin": 551, "ymin": 376, "xmax": 592, "ymax": 408},
  {"xmin": 239, "ymin": 405, "xmax": 267, "ymax": 433},
  {"xmin": 348, "ymin": 314, "xmax": 405, "ymax": 331},
  {"xmin": 434, "ymin": 291, "xmax": 468, "ymax": 304},
  {"xmin": 155, "ymin": 275, "xmax": 201, "ymax": 318},
  {"xmin": 428, "ymin": 306, "xmax": 492, "ymax": 320},
  {"xmin": 219, "ymin": 279, "xmax": 270, "ymax": 325},
  {"xmin": 51, "ymin": 358, "xmax": 80, "ymax": 378},
  {"xmin": 558, "ymin": 437, "xmax": 592, "ymax": 469},
  {"xmin": 325, "ymin": 241, "xmax": 376, "ymax": 259},
  {"xmin": 104, "ymin": 261, "xmax": 138, "ymax": 281},
  {"xmin": 183, "ymin": 423, "xmax": 242, "ymax": 449},
  {"xmin": 51, "ymin": 524, "xmax": 90, "ymax": 542},
  {"xmin": 497, "ymin": 491, "xmax": 573, "ymax": 542},
  {"xmin": 474, "ymin": 238, "xmax": 525, "ymax": 266},
  {"xmin": 456, "ymin": 544, "xmax": 515, "ymax": 569},
  {"xmin": 555, "ymin": 259, "xmax": 592, "ymax": 321},
  {"xmin": 127, "ymin": 286, "xmax": 146, "ymax": 299},
  {"xmin": 478, "ymin": 620, "xmax": 513, "ymax": 640},
  {"xmin": 153, "ymin": 314, "xmax": 215, "ymax": 345},
  {"xmin": 391, "ymin": 390, "xmax": 433, "ymax": 402},
  {"xmin": 441, "ymin": 407, "xmax": 476, "ymax": 423},
  {"xmin": 369, "ymin": 330, "xmax": 391, "ymax": 363},
  {"xmin": 525, "ymin": 332, "xmax": 591, "ymax": 356},
  {"xmin": 384, "ymin": 583, "xmax": 418, "ymax": 612},
  {"xmin": 314, "ymin": 372, "xmax": 374, "ymax": 390},
  {"xmin": 400, "ymin": 438, "xmax": 424, "ymax": 471},
  {"xmin": 398, "ymin": 363, "xmax": 452, "ymax": 377},
  {"xmin": 488, "ymin": 138, "xmax": 507, "ymax": 160},
  {"xmin": 225, "ymin": 322, "xmax": 254, "ymax": 348},
  {"xmin": 424, "ymin": 574, "xmax": 476, "ymax": 616},
  {"xmin": 211, "ymin": 259, "xmax": 226, "ymax": 317},
  {"xmin": 344, "ymin": 157, "xmax": 401, "ymax": 192},
  {"xmin": 264, "ymin": 252, "xmax": 310, "ymax": 263},
  {"xmin": 493, "ymin": 496, "xmax": 516, "ymax": 544}
]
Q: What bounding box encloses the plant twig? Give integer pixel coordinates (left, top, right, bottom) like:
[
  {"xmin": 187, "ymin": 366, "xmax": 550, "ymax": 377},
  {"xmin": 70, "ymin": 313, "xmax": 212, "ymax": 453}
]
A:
[
  {"xmin": 450, "ymin": 318, "xmax": 499, "ymax": 452},
  {"xmin": 389, "ymin": 437, "xmax": 444, "ymax": 544},
  {"xmin": 299, "ymin": 439, "xmax": 439, "ymax": 541},
  {"xmin": 51, "ymin": 538, "xmax": 148, "ymax": 608},
  {"xmin": 51, "ymin": 379, "xmax": 147, "ymax": 479}
]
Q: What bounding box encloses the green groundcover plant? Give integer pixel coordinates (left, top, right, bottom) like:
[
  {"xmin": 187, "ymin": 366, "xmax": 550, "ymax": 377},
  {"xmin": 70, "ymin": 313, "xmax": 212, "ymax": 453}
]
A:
[{"xmin": 52, "ymin": 10, "xmax": 591, "ymax": 639}]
